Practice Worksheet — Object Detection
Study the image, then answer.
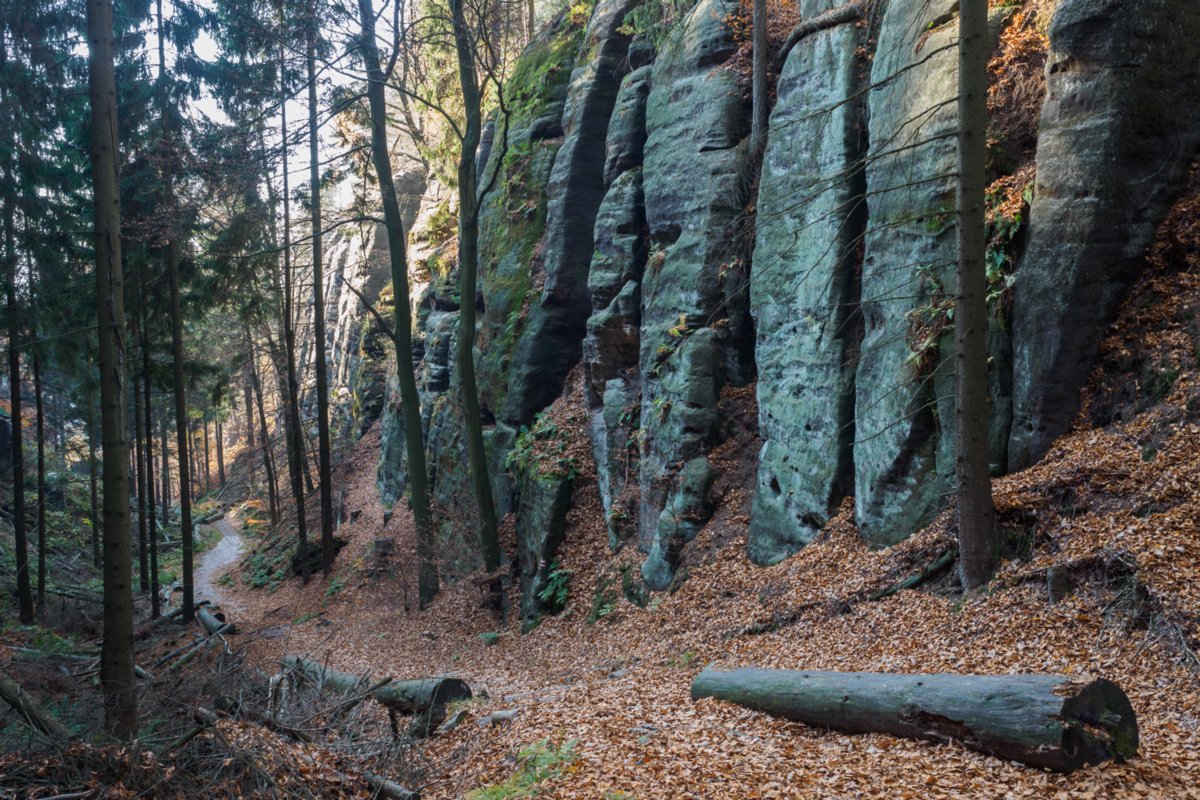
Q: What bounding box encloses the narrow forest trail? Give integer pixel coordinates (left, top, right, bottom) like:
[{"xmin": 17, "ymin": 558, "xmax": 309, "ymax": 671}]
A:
[{"xmin": 194, "ymin": 516, "xmax": 245, "ymax": 614}]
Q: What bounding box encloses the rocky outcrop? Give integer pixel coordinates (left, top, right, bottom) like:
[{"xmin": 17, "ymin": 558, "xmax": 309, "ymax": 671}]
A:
[
  {"xmin": 638, "ymin": 0, "xmax": 751, "ymax": 588},
  {"xmin": 502, "ymin": 0, "xmax": 642, "ymax": 431},
  {"xmin": 364, "ymin": 0, "xmax": 1200, "ymax": 598},
  {"xmin": 852, "ymin": 0, "xmax": 961, "ymax": 547},
  {"xmin": 516, "ymin": 471, "xmax": 574, "ymax": 628},
  {"xmin": 1007, "ymin": 0, "xmax": 1200, "ymax": 469},
  {"xmin": 324, "ymin": 168, "xmax": 429, "ymax": 443},
  {"xmin": 747, "ymin": 0, "xmax": 865, "ymax": 565},
  {"xmin": 584, "ymin": 60, "xmax": 652, "ymax": 550}
]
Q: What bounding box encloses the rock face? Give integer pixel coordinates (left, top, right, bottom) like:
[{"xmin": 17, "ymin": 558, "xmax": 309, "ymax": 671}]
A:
[
  {"xmin": 1007, "ymin": 0, "xmax": 1200, "ymax": 469},
  {"xmin": 584, "ymin": 61, "xmax": 651, "ymax": 550},
  {"xmin": 503, "ymin": 0, "xmax": 642, "ymax": 430},
  {"xmin": 639, "ymin": 0, "xmax": 751, "ymax": 588},
  {"xmin": 363, "ymin": 0, "xmax": 1200, "ymax": 600},
  {"xmin": 324, "ymin": 166, "xmax": 429, "ymax": 443},
  {"xmin": 516, "ymin": 470, "xmax": 574, "ymax": 628},
  {"xmin": 747, "ymin": 0, "xmax": 865, "ymax": 565},
  {"xmin": 852, "ymin": 0, "xmax": 962, "ymax": 547}
]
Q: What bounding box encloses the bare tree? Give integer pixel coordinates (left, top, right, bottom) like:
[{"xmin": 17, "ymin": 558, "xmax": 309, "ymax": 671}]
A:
[{"xmin": 355, "ymin": 0, "xmax": 440, "ymax": 605}]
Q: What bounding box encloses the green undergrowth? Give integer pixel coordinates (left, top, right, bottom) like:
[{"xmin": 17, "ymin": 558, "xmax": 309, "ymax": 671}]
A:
[
  {"xmin": 505, "ymin": 411, "xmax": 579, "ymax": 480},
  {"xmin": 238, "ymin": 504, "xmax": 290, "ymax": 591},
  {"xmin": 466, "ymin": 738, "xmax": 578, "ymax": 799}
]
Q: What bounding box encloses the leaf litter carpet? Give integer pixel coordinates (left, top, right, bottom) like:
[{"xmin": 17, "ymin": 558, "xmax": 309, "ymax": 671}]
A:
[{"xmin": 218, "ymin": 268, "xmax": 1200, "ymax": 798}]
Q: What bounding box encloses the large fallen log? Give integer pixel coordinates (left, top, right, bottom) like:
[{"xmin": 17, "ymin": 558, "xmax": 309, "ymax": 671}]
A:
[
  {"xmin": 281, "ymin": 656, "xmax": 471, "ymax": 713},
  {"xmin": 691, "ymin": 668, "xmax": 1137, "ymax": 772}
]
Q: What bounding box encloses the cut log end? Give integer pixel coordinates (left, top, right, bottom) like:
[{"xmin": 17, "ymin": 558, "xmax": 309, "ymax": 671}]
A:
[{"xmin": 1057, "ymin": 677, "xmax": 1139, "ymax": 769}]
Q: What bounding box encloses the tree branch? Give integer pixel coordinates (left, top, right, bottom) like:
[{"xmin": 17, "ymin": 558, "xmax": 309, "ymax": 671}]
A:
[{"xmin": 776, "ymin": 0, "xmax": 868, "ymax": 69}]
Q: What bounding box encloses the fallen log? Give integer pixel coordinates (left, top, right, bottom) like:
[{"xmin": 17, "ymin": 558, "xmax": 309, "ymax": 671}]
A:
[
  {"xmin": 198, "ymin": 605, "xmax": 237, "ymax": 635},
  {"xmin": 362, "ymin": 772, "xmax": 420, "ymax": 800},
  {"xmin": 691, "ymin": 668, "xmax": 1137, "ymax": 772},
  {"xmin": 0, "ymin": 673, "xmax": 73, "ymax": 741},
  {"xmin": 281, "ymin": 656, "xmax": 471, "ymax": 713}
]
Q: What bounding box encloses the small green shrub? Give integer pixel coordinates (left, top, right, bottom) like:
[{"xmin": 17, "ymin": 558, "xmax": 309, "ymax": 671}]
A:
[
  {"xmin": 536, "ymin": 562, "xmax": 572, "ymax": 611},
  {"xmin": 505, "ymin": 412, "xmax": 578, "ymax": 480},
  {"xmin": 587, "ymin": 577, "xmax": 618, "ymax": 625},
  {"xmin": 466, "ymin": 739, "xmax": 578, "ymax": 800}
]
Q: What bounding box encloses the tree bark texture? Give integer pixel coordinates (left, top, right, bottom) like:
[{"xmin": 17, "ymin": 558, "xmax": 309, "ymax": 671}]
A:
[
  {"xmin": 450, "ymin": 0, "xmax": 501, "ymax": 573},
  {"xmin": 955, "ymin": 0, "xmax": 997, "ymax": 590},
  {"xmin": 88, "ymin": 0, "xmax": 137, "ymax": 736},
  {"xmin": 692, "ymin": 668, "xmax": 1138, "ymax": 772},
  {"xmin": 307, "ymin": 0, "xmax": 336, "ymax": 575},
  {"xmin": 281, "ymin": 656, "xmax": 471, "ymax": 713}
]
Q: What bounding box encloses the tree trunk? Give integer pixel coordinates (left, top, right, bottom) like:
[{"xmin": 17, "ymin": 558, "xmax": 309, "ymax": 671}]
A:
[
  {"xmin": 3, "ymin": 123, "xmax": 32, "ymax": 622},
  {"xmin": 216, "ymin": 420, "xmax": 226, "ymax": 487},
  {"xmin": 160, "ymin": 411, "xmax": 171, "ymax": 526},
  {"xmin": 750, "ymin": 0, "xmax": 768, "ymax": 160},
  {"xmin": 32, "ymin": 348, "xmax": 46, "ymax": 614},
  {"xmin": 277, "ymin": 47, "xmax": 310, "ymax": 584},
  {"xmin": 307, "ymin": 0, "xmax": 335, "ymax": 576},
  {"xmin": 249, "ymin": 349, "xmax": 280, "ymax": 525},
  {"xmin": 88, "ymin": 0, "xmax": 138, "ymax": 736},
  {"xmin": 450, "ymin": 0, "xmax": 501, "ymax": 574},
  {"xmin": 88, "ymin": 405, "xmax": 101, "ymax": 569},
  {"xmin": 356, "ymin": 0, "xmax": 438, "ymax": 605},
  {"xmin": 198, "ymin": 605, "xmax": 236, "ymax": 635},
  {"xmin": 691, "ymin": 668, "xmax": 1138, "ymax": 773},
  {"xmin": 243, "ymin": 377, "xmax": 257, "ymax": 489},
  {"xmin": 281, "ymin": 656, "xmax": 471, "ymax": 712},
  {"xmin": 203, "ymin": 419, "xmax": 212, "ymax": 492},
  {"xmin": 132, "ymin": 366, "xmax": 150, "ymax": 594},
  {"xmin": 142, "ymin": 306, "xmax": 160, "ymax": 617},
  {"xmin": 955, "ymin": 0, "xmax": 997, "ymax": 590},
  {"xmin": 157, "ymin": 0, "xmax": 194, "ymax": 624}
]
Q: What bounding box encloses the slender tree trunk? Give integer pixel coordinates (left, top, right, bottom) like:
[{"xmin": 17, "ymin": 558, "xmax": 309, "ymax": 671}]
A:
[
  {"xmin": 132, "ymin": 369, "xmax": 149, "ymax": 593},
  {"xmin": 450, "ymin": 0, "xmax": 501, "ymax": 573},
  {"xmin": 87, "ymin": 0, "xmax": 137, "ymax": 736},
  {"xmin": 243, "ymin": 378, "xmax": 257, "ymax": 489},
  {"xmin": 189, "ymin": 426, "xmax": 198, "ymax": 498},
  {"xmin": 955, "ymin": 0, "xmax": 997, "ymax": 590},
  {"xmin": 157, "ymin": 0, "xmax": 194, "ymax": 622},
  {"xmin": 750, "ymin": 0, "xmax": 768, "ymax": 160},
  {"xmin": 2, "ymin": 104, "xmax": 32, "ymax": 623},
  {"xmin": 88, "ymin": 406, "xmax": 101, "ymax": 569},
  {"xmin": 203, "ymin": 419, "xmax": 211, "ymax": 491},
  {"xmin": 249, "ymin": 351, "xmax": 280, "ymax": 525},
  {"xmin": 160, "ymin": 411, "xmax": 171, "ymax": 526},
  {"xmin": 141, "ymin": 297, "xmax": 159, "ymax": 617},
  {"xmin": 526, "ymin": 0, "xmax": 535, "ymax": 45},
  {"xmin": 307, "ymin": 0, "xmax": 335, "ymax": 574},
  {"xmin": 277, "ymin": 42, "xmax": 310, "ymax": 583},
  {"xmin": 357, "ymin": 0, "xmax": 438, "ymax": 605},
  {"xmin": 216, "ymin": 420, "xmax": 226, "ymax": 487},
  {"xmin": 32, "ymin": 349, "xmax": 46, "ymax": 614}
]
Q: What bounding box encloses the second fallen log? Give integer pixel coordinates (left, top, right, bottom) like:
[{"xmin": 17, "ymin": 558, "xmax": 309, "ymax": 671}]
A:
[
  {"xmin": 691, "ymin": 668, "xmax": 1137, "ymax": 772},
  {"xmin": 198, "ymin": 605, "xmax": 237, "ymax": 635},
  {"xmin": 281, "ymin": 655, "xmax": 471, "ymax": 713}
]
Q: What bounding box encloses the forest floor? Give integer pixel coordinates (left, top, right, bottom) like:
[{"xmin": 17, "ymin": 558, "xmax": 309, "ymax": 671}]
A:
[{"xmin": 208, "ymin": 351, "xmax": 1200, "ymax": 799}]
